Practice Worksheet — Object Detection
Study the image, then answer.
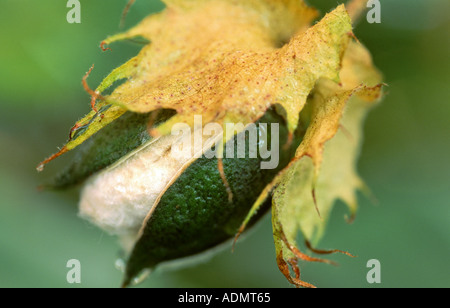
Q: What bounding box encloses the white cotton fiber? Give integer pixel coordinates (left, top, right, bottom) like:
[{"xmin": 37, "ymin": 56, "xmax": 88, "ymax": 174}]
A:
[
  {"xmin": 78, "ymin": 128, "xmax": 221, "ymax": 248},
  {"xmin": 79, "ymin": 134, "xmax": 184, "ymax": 238}
]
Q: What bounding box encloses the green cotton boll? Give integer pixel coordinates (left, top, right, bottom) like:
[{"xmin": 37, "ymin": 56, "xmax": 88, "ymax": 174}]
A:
[
  {"xmin": 75, "ymin": 109, "xmax": 303, "ymax": 287},
  {"xmin": 39, "ymin": 1, "xmax": 384, "ymax": 288},
  {"xmin": 46, "ymin": 110, "xmax": 176, "ymax": 189}
]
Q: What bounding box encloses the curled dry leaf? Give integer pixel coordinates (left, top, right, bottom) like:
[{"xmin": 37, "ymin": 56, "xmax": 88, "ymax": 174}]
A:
[{"xmin": 38, "ymin": 0, "xmax": 383, "ymax": 287}]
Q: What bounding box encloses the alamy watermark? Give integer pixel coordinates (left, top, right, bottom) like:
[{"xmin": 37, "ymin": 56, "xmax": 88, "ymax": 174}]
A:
[
  {"xmin": 367, "ymin": 0, "xmax": 381, "ymax": 24},
  {"xmin": 67, "ymin": 0, "xmax": 81, "ymax": 24},
  {"xmin": 67, "ymin": 1, "xmax": 381, "ymax": 25},
  {"xmin": 169, "ymin": 115, "xmax": 280, "ymax": 170},
  {"xmin": 66, "ymin": 259, "xmax": 81, "ymax": 284},
  {"xmin": 366, "ymin": 259, "xmax": 381, "ymax": 284}
]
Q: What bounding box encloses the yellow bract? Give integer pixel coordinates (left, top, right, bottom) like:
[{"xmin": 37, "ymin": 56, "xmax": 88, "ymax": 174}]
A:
[
  {"xmin": 267, "ymin": 41, "xmax": 382, "ymax": 287},
  {"xmin": 38, "ymin": 1, "xmax": 352, "ymax": 167}
]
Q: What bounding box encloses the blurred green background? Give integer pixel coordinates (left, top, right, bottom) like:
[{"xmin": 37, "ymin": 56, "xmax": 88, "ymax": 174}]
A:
[{"xmin": 0, "ymin": 0, "xmax": 448, "ymax": 288}]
